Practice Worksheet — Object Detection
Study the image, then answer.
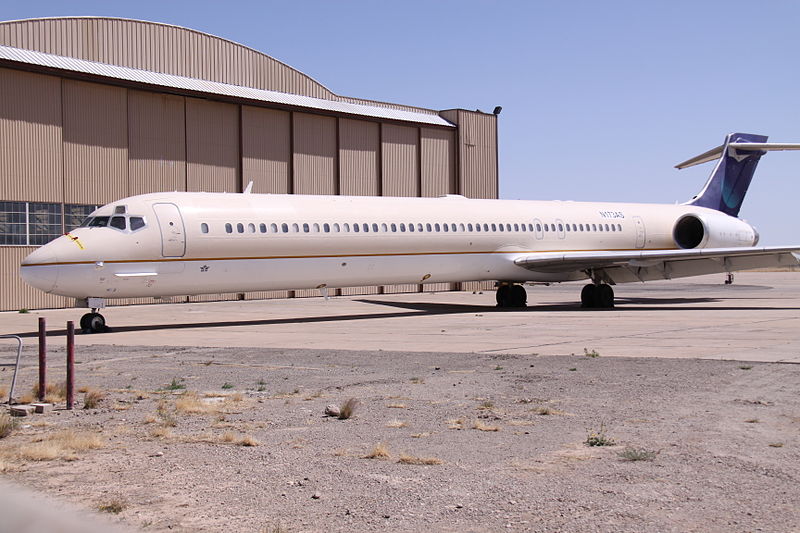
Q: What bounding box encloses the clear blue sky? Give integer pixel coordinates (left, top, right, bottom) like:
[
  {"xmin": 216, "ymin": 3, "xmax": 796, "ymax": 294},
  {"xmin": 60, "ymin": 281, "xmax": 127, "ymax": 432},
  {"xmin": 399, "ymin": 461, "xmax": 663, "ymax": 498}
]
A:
[{"xmin": 4, "ymin": 1, "xmax": 799, "ymax": 244}]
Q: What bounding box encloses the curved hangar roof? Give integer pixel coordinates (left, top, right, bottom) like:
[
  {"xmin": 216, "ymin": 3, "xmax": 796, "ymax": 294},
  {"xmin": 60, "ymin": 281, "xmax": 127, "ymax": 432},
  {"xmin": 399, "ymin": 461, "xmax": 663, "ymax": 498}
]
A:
[{"xmin": 0, "ymin": 17, "xmax": 452, "ymax": 127}]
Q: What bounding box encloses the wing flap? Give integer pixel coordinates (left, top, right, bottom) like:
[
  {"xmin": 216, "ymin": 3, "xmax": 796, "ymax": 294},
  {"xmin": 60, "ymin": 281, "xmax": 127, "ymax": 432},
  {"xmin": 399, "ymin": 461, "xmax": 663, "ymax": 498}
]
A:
[{"xmin": 514, "ymin": 246, "xmax": 800, "ymax": 281}]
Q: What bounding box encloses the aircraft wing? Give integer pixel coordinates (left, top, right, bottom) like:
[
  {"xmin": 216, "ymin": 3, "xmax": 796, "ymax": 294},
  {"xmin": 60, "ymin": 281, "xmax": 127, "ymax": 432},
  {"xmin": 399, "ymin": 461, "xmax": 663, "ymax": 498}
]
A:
[{"xmin": 513, "ymin": 246, "xmax": 800, "ymax": 284}]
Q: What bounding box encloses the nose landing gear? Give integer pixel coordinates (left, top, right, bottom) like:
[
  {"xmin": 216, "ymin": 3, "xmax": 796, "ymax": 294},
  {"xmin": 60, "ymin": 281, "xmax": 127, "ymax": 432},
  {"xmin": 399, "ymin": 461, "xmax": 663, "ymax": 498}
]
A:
[{"xmin": 581, "ymin": 283, "xmax": 614, "ymax": 309}]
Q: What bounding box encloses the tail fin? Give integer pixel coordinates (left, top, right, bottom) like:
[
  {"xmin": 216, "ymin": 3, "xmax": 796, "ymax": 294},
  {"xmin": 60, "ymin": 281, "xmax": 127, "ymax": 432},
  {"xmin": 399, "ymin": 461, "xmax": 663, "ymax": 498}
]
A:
[{"xmin": 678, "ymin": 132, "xmax": 768, "ymax": 217}]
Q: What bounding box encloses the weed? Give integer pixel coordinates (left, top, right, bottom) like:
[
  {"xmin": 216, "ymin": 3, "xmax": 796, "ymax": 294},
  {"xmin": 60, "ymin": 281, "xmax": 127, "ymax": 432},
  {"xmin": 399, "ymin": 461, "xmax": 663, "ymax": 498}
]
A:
[
  {"xmin": 568, "ymin": 367, "xmax": 577, "ymax": 372},
  {"xmin": 494, "ymin": 366, "xmax": 504, "ymax": 371},
  {"xmin": 338, "ymin": 398, "xmax": 359, "ymax": 420},
  {"xmin": 363, "ymin": 443, "xmax": 390, "ymax": 459},
  {"xmin": 744, "ymin": 418, "xmax": 760, "ymax": 424},
  {"xmin": 20, "ymin": 430, "xmax": 104, "ymax": 461},
  {"xmin": 18, "ymin": 308, "xmax": 29, "ymax": 314},
  {"xmin": 410, "ymin": 377, "xmax": 425, "ymax": 384},
  {"xmin": 738, "ymin": 365, "xmax": 753, "ymax": 370},
  {"xmin": 238, "ymin": 435, "xmax": 260, "ymax": 447},
  {"xmin": 386, "ymin": 419, "xmax": 407, "ymax": 428},
  {"xmin": 0, "ymin": 410, "xmax": 15, "ymax": 438},
  {"xmin": 304, "ymin": 390, "xmax": 323, "ymax": 400},
  {"xmin": 472, "ymin": 420, "xmax": 500, "ymax": 432},
  {"xmin": 83, "ymin": 389, "xmax": 104, "ymax": 409},
  {"xmin": 530, "ymin": 406, "xmax": 563, "ymax": 416},
  {"xmin": 149, "ymin": 427, "xmax": 173, "ymax": 440},
  {"xmin": 586, "ymin": 422, "xmax": 615, "ymax": 447},
  {"xmin": 768, "ymin": 442, "xmax": 784, "ymax": 448},
  {"xmin": 77, "ymin": 386, "xmax": 90, "ymax": 394},
  {"xmin": 256, "ymin": 379, "xmax": 267, "ymax": 392},
  {"xmin": 261, "ymin": 523, "xmax": 289, "ymax": 533},
  {"xmin": 583, "ymin": 348, "xmax": 600, "ymax": 358},
  {"xmin": 411, "ymin": 432, "xmax": 431, "ymax": 438},
  {"xmin": 448, "ymin": 418, "xmax": 465, "ymax": 430},
  {"xmin": 617, "ymin": 447, "xmax": 657, "ymax": 461},
  {"xmin": 477, "ymin": 400, "xmax": 495, "ymax": 410},
  {"xmin": 0, "ymin": 386, "xmax": 6, "ymax": 400},
  {"xmin": 98, "ymin": 499, "xmax": 126, "ymax": 514},
  {"xmin": 398, "ymin": 453, "xmax": 443, "ymax": 465},
  {"xmin": 163, "ymin": 377, "xmax": 186, "ymax": 391},
  {"xmin": 156, "ymin": 402, "xmax": 177, "ymax": 427},
  {"xmin": 387, "ymin": 403, "xmax": 406, "ymax": 409},
  {"xmin": 221, "ymin": 382, "xmax": 234, "ymax": 390},
  {"xmin": 33, "ymin": 382, "xmax": 67, "ymax": 403}
]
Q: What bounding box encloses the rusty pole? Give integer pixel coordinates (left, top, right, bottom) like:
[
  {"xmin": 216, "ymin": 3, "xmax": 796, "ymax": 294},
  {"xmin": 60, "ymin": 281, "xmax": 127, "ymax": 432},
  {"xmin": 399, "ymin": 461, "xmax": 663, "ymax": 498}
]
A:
[
  {"xmin": 37, "ymin": 317, "xmax": 46, "ymax": 402},
  {"xmin": 66, "ymin": 321, "xmax": 75, "ymax": 410}
]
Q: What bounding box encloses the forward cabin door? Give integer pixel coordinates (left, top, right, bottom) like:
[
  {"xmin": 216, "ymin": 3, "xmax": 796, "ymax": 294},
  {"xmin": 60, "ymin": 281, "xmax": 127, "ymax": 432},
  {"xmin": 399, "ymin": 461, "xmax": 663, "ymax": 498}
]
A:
[
  {"xmin": 633, "ymin": 216, "xmax": 646, "ymax": 249},
  {"xmin": 153, "ymin": 203, "xmax": 186, "ymax": 257}
]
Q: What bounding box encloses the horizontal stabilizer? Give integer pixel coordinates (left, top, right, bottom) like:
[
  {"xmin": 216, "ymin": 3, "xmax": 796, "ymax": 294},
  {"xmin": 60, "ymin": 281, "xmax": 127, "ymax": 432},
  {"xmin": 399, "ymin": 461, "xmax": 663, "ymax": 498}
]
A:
[{"xmin": 676, "ymin": 142, "xmax": 800, "ymax": 169}]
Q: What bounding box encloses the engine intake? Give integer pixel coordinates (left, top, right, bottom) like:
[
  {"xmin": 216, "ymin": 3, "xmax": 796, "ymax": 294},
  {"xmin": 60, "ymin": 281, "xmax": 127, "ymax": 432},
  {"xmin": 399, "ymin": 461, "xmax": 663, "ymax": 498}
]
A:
[{"xmin": 673, "ymin": 215, "xmax": 705, "ymax": 249}]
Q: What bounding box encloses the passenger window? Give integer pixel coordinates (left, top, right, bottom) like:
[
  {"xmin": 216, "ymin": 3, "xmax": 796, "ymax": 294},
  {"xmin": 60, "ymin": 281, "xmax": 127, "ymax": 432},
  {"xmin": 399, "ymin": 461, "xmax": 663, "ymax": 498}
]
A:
[
  {"xmin": 361, "ymin": 223, "xmax": 368, "ymax": 233},
  {"xmin": 579, "ymin": 224, "xmax": 584, "ymax": 231},
  {"xmin": 498, "ymin": 224, "xmax": 504, "ymax": 232},
  {"xmin": 400, "ymin": 223, "xmax": 406, "ymax": 232},
  {"xmin": 468, "ymin": 223, "xmax": 474, "ymax": 231},
  {"xmin": 313, "ymin": 223, "xmax": 320, "ymax": 232},
  {"xmin": 303, "ymin": 223, "xmax": 310, "ymax": 233},
  {"xmin": 110, "ymin": 216, "xmax": 126, "ymax": 230},
  {"xmin": 281, "ymin": 223, "xmax": 289, "ymax": 233},
  {"xmin": 605, "ymin": 224, "xmax": 610, "ymax": 232},
  {"xmin": 237, "ymin": 223, "xmax": 244, "ymax": 233},
  {"xmin": 491, "ymin": 223, "xmax": 497, "ymax": 231},
  {"xmin": 475, "ymin": 224, "xmax": 481, "ymax": 232},
  {"xmin": 225, "ymin": 223, "xmax": 233, "ymax": 233},
  {"xmin": 443, "ymin": 224, "xmax": 449, "ymax": 232},
  {"xmin": 391, "ymin": 223, "xmax": 397, "ymax": 232},
  {"xmin": 617, "ymin": 224, "xmax": 622, "ymax": 231},
  {"xmin": 426, "ymin": 223, "xmax": 432, "ymax": 232},
  {"xmin": 483, "ymin": 224, "xmax": 489, "ymax": 231},
  {"xmin": 248, "ymin": 223, "xmax": 255, "ymax": 233},
  {"xmin": 565, "ymin": 224, "xmax": 571, "ymax": 232},
  {"xmin": 323, "ymin": 223, "xmax": 330, "ymax": 233},
  {"xmin": 291, "ymin": 223, "xmax": 299, "ymax": 233},
  {"xmin": 372, "ymin": 223, "xmax": 378, "ymax": 232},
  {"xmin": 432, "ymin": 223, "xmax": 439, "ymax": 232},
  {"xmin": 130, "ymin": 217, "xmax": 145, "ymax": 231},
  {"xmin": 353, "ymin": 224, "xmax": 360, "ymax": 233},
  {"xmin": 506, "ymin": 224, "xmax": 511, "ymax": 231},
  {"xmin": 333, "ymin": 223, "xmax": 340, "ymax": 232},
  {"xmin": 259, "ymin": 223, "xmax": 266, "ymax": 233},
  {"xmin": 271, "ymin": 223, "xmax": 278, "ymax": 233},
  {"xmin": 536, "ymin": 223, "xmax": 542, "ymax": 232},
  {"xmin": 343, "ymin": 223, "xmax": 350, "ymax": 232},
  {"xmin": 598, "ymin": 225, "xmax": 603, "ymax": 232},
  {"xmin": 557, "ymin": 224, "xmax": 563, "ymax": 232},
  {"xmin": 459, "ymin": 223, "xmax": 465, "ymax": 232},
  {"xmin": 611, "ymin": 224, "xmax": 616, "ymax": 232},
  {"xmin": 381, "ymin": 223, "xmax": 388, "ymax": 232},
  {"xmin": 201, "ymin": 223, "xmax": 209, "ymax": 234},
  {"xmin": 550, "ymin": 224, "xmax": 556, "ymax": 231},
  {"xmin": 408, "ymin": 223, "xmax": 414, "ymax": 232},
  {"xmin": 528, "ymin": 224, "xmax": 534, "ymax": 231}
]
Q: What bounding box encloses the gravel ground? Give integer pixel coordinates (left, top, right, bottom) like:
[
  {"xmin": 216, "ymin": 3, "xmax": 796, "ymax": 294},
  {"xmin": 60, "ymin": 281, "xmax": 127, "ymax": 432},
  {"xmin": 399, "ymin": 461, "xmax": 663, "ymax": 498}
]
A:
[{"xmin": 1, "ymin": 344, "xmax": 798, "ymax": 533}]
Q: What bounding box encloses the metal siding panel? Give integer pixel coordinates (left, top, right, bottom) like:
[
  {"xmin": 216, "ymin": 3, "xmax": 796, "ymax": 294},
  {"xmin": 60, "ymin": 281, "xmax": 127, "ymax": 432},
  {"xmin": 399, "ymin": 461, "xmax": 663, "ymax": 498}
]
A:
[
  {"xmin": 62, "ymin": 79, "xmax": 128, "ymax": 205},
  {"xmin": 292, "ymin": 113, "xmax": 337, "ymax": 195},
  {"xmin": 185, "ymin": 98, "xmax": 239, "ymax": 193},
  {"xmin": 422, "ymin": 282, "xmax": 453, "ymax": 293},
  {"xmin": 188, "ymin": 293, "xmax": 241, "ymax": 302},
  {"xmin": 381, "ymin": 124, "xmax": 419, "ymax": 197},
  {"xmin": 244, "ymin": 290, "xmax": 291, "ymax": 300},
  {"xmin": 421, "ymin": 128, "xmax": 456, "ymax": 197},
  {"xmin": 338, "ymin": 119, "xmax": 379, "ymax": 196},
  {"xmin": 340, "ymin": 286, "xmax": 380, "ymax": 296},
  {"xmin": 0, "ymin": 68, "xmax": 63, "ymax": 202},
  {"xmin": 382, "ymin": 284, "xmax": 420, "ymax": 294},
  {"xmin": 458, "ymin": 111, "xmax": 498, "ymax": 200},
  {"xmin": 128, "ymin": 90, "xmax": 186, "ymax": 195},
  {"xmin": 0, "ymin": 247, "xmax": 68, "ymax": 310},
  {"xmin": 241, "ymin": 106, "xmax": 291, "ymax": 193}
]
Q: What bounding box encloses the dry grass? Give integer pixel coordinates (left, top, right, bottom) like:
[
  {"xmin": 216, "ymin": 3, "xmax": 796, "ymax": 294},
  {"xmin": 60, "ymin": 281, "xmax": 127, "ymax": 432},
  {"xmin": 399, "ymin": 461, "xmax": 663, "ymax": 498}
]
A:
[
  {"xmin": 20, "ymin": 430, "xmax": 104, "ymax": 461},
  {"xmin": 530, "ymin": 406, "xmax": 563, "ymax": 416},
  {"xmin": 397, "ymin": 453, "xmax": 443, "ymax": 465},
  {"xmin": 83, "ymin": 389, "xmax": 105, "ymax": 409},
  {"xmin": 98, "ymin": 498, "xmax": 126, "ymax": 514},
  {"xmin": 0, "ymin": 386, "xmax": 7, "ymax": 400},
  {"xmin": 32, "ymin": 382, "xmax": 67, "ymax": 403},
  {"xmin": 149, "ymin": 426, "xmax": 173, "ymax": 439},
  {"xmin": 411, "ymin": 432, "xmax": 431, "ymax": 438},
  {"xmin": 476, "ymin": 400, "xmax": 495, "ymax": 410},
  {"xmin": 386, "ymin": 419, "xmax": 407, "ymax": 428},
  {"xmin": 338, "ymin": 398, "xmax": 359, "ymax": 420},
  {"xmin": 0, "ymin": 410, "xmax": 15, "ymax": 439},
  {"xmin": 387, "ymin": 403, "xmax": 406, "ymax": 409},
  {"xmin": 448, "ymin": 418, "xmax": 465, "ymax": 430},
  {"xmin": 18, "ymin": 392, "xmax": 34, "ymax": 404},
  {"xmin": 77, "ymin": 386, "xmax": 90, "ymax": 394},
  {"xmin": 409, "ymin": 377, "xmax": 425, "ymax": 384},
  {"xmin": 363, "ymin": 443, "xmax": 391, "ymax": 459},
  {"xmin": 472, "ymin": 420, "xmax": 500, "ymax": 432}
]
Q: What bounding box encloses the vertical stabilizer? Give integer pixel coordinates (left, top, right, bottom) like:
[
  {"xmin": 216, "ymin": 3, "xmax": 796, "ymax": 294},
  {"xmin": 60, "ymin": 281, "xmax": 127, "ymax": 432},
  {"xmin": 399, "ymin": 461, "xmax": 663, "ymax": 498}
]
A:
[{"xmin": 686, "ymin": 132, "xmax": 768, "ymax": 217}]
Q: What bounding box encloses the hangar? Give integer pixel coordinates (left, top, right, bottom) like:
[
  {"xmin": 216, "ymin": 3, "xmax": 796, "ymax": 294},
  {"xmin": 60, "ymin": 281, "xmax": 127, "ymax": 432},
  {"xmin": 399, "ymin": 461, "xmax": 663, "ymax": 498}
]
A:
[{"xmin": 0, "ymin": 17, "xmax": 498, "ymax": 311}]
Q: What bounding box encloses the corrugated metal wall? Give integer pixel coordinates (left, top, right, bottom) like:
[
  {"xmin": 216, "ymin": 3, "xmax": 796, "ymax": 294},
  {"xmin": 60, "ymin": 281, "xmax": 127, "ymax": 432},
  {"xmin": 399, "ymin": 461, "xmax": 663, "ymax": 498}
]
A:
[
  {"xmin": 242, "ymin": 106, "xmax": 291, "ymax": 194},
  {"xmin": 0, "ymin": 68, "xmax": 62, "ymax": 203},
  {"xmin": 62, "ymin": 80, "xmax": 129, "ymax": 205},
  {"xmin": 0, "ymin": 17, "xmax": 336, "ymax": 100},
  {"xmin": 128, "ymin": 90, "xmax": 186, "ymax": 195},
  {"xmin": 292, "ymin": 113, "xmax": 337, "ymax": 195},
  {"xmin": 185, "ymin": 98, "xmax": 239, "ymax": 193},
  {"xmin": 455, "ymin": 110, "xmax": 498, "ymax": 200}
]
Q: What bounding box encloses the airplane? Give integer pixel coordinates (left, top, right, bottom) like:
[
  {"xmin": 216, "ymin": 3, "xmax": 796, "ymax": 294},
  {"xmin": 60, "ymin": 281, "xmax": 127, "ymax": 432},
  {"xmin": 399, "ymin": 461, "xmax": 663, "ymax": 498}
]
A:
[{"xmin": 19, "ymin": 132, "xmax": 800, "ymax": 333}]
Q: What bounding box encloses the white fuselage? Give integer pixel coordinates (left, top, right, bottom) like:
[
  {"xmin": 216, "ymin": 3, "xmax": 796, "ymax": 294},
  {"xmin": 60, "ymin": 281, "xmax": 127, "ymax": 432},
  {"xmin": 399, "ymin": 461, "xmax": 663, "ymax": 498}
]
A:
[{"xmin": 20, "ymin": 192, "xmax": 758, "ymax": 300}]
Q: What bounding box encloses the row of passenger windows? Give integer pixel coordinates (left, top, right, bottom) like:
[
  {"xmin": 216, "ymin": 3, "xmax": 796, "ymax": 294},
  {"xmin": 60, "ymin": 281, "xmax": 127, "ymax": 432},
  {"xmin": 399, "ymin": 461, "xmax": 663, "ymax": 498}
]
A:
[{"xmin": 201, "ymin": 221, "xmax": 625, "ymax": 235}]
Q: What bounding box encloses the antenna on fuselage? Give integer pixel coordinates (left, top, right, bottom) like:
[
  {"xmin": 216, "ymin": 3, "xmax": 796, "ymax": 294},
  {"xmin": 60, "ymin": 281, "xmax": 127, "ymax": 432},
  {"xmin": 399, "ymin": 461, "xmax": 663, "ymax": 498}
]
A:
[{"xmin": 243, "ymin": 181, "xmax": 254, "ymax": 194}]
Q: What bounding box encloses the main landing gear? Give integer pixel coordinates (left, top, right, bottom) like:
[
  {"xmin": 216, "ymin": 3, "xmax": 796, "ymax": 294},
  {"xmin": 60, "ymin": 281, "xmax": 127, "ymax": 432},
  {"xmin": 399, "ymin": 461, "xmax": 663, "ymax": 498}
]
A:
[
  {"xmin": 581, "ymin": 283, "xmax": 615, "ymax": 309},
  {"xmin": 80, "ymin": 310, "xmax": 108, "ymax": 333},
  {"xmin": 496, "ymin": 283, "xmax": 528, "ymax": 308}
]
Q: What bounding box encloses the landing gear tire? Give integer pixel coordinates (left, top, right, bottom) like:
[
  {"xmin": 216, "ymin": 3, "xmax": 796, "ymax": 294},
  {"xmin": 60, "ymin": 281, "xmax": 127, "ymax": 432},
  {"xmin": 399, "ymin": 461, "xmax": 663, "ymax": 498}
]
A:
[
  {"xmin": 496, "ymin": 284, "xmax": 527, "ymax": 308},
  {"xmin": 581, "ymin": 284, "xmax": 614, "ymax": 309},
  {"xmin": 80, "ymin": 312, "xmax": 107, "ymax": 333}
]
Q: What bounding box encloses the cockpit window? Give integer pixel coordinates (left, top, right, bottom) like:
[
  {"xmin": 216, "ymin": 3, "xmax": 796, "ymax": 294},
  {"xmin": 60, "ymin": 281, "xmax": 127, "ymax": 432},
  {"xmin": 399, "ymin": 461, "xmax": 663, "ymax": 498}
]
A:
[
  {"xmin": 109, "ymin": 216, "xmax": 127, "ymax": 230},
  {"xmin": 130, "ymin": 217, "xmax": 145, "ymax": 231},
  {"xmin": 89, "ymin": 216, "xmax": 110, "ymax": 227}
]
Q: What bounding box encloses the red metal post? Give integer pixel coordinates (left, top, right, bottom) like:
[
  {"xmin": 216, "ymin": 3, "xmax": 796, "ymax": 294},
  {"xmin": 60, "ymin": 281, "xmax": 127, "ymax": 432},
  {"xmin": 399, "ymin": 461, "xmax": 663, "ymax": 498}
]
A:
[
  {"xmin": 66, "ymin": 321, "xmax": 75, "ymax": 410},
  {"xmin": 38, "ymin": 317, "xmax": 46, "ymax": 402}
]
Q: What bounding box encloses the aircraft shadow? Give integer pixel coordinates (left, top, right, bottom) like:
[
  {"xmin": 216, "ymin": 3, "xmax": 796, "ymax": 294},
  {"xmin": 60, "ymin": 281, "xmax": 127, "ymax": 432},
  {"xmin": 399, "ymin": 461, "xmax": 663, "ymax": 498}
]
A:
[{"xmin": 6, "ymin": 296, "xmax": 799, "ymax": 339}]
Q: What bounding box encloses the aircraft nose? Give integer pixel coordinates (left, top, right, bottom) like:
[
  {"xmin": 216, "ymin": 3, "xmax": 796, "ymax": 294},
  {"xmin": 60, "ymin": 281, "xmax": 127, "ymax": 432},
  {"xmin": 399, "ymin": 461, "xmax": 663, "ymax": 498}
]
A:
[{"xmin": 20, "ymin": 245, "xmax": 59, "ymax": 293}]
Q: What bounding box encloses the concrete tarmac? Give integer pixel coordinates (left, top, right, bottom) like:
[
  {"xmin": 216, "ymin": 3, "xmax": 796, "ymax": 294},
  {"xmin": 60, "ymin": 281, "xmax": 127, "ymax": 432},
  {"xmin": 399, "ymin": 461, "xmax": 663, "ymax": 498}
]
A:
[{"xmin": 1, "ymin": 272, "xmax": 798, "ymax": 363}]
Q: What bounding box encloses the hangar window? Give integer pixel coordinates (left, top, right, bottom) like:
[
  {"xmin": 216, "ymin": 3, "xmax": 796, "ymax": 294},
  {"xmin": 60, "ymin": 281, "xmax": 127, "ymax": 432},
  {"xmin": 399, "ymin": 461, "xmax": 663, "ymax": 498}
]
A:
[
  {"xmin": 259, "ymin": 223, "xmax": 267, "ymax": 233},
  {"xmin": 66, "ymin": 204, "xmax": 97, "ymax": 232},
  {"xmin": 225, "ymin": 223, "xmax": 233, "ymax": 233},
  {"xmin": 130, "ymin": 217, "xmax": 145, "ymax": 231}
]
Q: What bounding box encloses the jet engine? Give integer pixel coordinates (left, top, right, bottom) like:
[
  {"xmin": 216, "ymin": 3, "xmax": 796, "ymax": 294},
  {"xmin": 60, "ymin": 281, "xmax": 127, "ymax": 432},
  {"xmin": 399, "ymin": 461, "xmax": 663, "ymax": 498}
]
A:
[{"xmin": 672, "ymin": 213, "xmax": 758, "ymax": 249}]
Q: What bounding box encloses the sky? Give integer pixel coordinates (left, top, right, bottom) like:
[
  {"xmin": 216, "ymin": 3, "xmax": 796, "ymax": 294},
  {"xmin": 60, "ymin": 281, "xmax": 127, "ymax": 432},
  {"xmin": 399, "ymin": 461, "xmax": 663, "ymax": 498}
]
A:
[{"xmin": 3, "ymin": 1, "xmax": 800, "ymax": 244}]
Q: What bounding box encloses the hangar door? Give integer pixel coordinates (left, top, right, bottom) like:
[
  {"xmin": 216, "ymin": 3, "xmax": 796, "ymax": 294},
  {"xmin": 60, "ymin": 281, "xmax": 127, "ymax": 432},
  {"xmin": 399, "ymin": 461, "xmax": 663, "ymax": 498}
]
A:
[{"xmin": 153, "ymin": 203, "xmax": 186, "ymax": 257}]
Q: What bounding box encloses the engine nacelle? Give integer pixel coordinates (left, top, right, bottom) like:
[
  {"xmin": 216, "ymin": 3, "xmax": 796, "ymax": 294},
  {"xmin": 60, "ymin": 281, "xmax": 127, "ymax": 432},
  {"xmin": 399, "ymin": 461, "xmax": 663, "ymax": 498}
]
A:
[{"xmin": 673, "ymin": 213, "xmax": 758, "ymax": 249}]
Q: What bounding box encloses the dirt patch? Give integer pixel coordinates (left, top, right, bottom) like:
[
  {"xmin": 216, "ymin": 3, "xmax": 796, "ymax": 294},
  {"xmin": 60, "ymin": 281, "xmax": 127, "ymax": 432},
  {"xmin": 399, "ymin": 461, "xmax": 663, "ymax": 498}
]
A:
[{"xmin": 1, "ymin": 345, "xmax": 799, "ymax": 532}]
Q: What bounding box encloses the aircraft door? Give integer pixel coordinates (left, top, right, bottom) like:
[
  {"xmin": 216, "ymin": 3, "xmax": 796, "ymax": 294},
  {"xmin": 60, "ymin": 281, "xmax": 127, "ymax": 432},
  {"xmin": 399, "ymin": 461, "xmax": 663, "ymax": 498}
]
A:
[
  {"xmin": 632, "ymin": 216, "xmax": 646, "ymax": 249},
  {"xmin": 153, "ymin": 203, "xmax": 186, "ymax": 257},
  {"xmin": 555, "ymin": 218, "xmax": 566, "ymax": 239},
  {"xmin": 533, "ymin": 218, "xmax": 544, "ymax": 240}
]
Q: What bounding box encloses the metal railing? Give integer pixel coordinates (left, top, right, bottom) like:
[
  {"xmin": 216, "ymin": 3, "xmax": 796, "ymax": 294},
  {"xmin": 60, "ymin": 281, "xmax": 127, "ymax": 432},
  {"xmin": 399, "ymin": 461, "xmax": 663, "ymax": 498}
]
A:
[{"xmin": 1, "ymin": 335, "xmax": 23, "ymax": 404}]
